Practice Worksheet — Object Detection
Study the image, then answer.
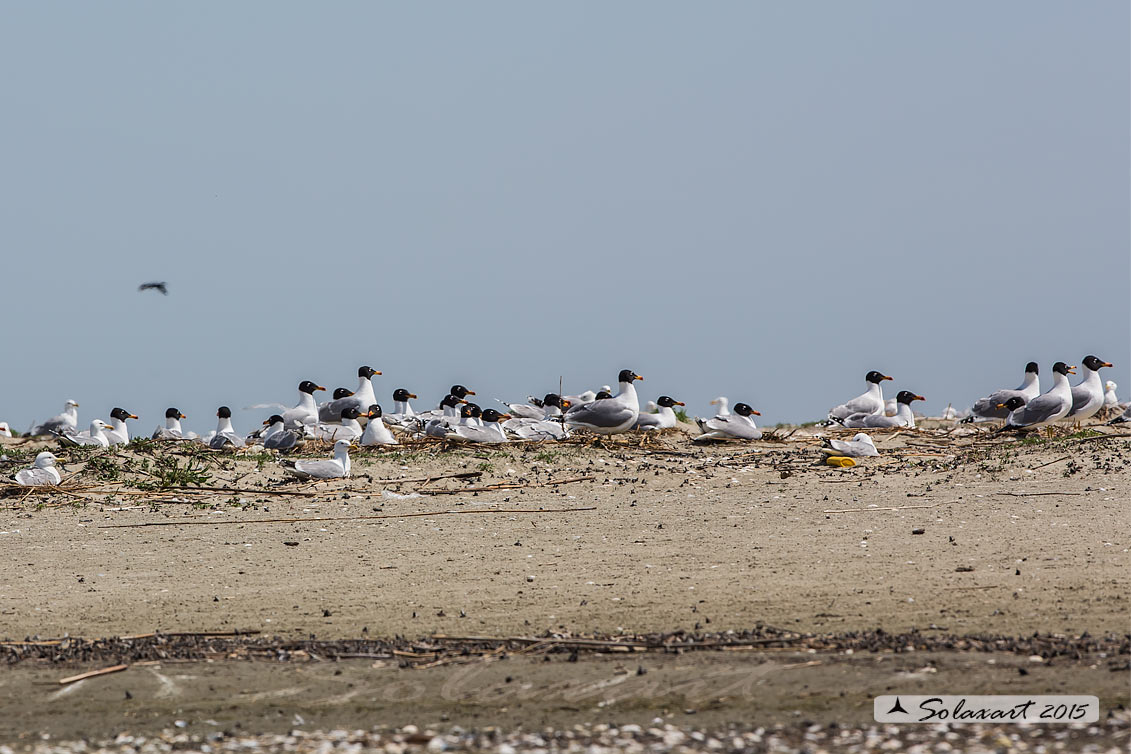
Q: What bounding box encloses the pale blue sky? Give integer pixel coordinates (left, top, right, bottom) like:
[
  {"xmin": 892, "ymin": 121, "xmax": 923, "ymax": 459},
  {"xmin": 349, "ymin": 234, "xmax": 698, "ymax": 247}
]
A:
[{"xmin": 2, "ymin": 3, "xmax": 1127, "ymax": 433}]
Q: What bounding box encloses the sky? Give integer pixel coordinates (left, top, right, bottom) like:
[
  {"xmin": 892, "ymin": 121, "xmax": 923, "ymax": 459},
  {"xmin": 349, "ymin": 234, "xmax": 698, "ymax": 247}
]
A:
[{"xmin": 1, "ymin": 3, "xmax": 1127, "ymax": 434}]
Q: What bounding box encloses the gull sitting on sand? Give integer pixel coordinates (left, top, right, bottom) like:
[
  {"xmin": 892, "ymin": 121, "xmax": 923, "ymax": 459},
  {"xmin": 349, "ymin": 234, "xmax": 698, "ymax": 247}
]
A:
[
  {"xmin": 62, "ymin": 419, "xmax": 112, "ymax": 448},
  {"xmin": 694, "ymin": 402, "xmax": 762, "ymax": 442},
  {"xmin": 635, "ymin": 396, "xmax": 686, "ymax": 430},
  {"xmin": 565, "ymin": 370, "xmax": 643, "ymax": 435},
  {"xmin": 261, "ymin": 415, "xmax": 304, "ymax": 451},
  {"xmin": 104, "ymin": 408, "xmax": 139, "ymax": 446},
  {"xmin": 152, "ymin": 408, "xmax": 188, "ymax": 440},
  {"xmin": 839, "ymin": 391, "xmax": 924, "ymax": 429},
  {"xmin": 14, "ymin": 451, "xmax": 63, "ymax": 486},
  {"xmin": 820, "ymin": 433, "xmax": 879, "ymax": 458},
  {"xmin": 360, "ymin": 405, "xmax": 398, "ymax": 446},
  {"xmin": 283, "ymin": 439, "xmax": 354, "ymax": 479},
  {"xmin": 208, "ymin": 407, "xmax": 246, "ymax": 449},
  {"xmin": 828, "ymin": 371, "xmax": 892, "ymax": 421}
]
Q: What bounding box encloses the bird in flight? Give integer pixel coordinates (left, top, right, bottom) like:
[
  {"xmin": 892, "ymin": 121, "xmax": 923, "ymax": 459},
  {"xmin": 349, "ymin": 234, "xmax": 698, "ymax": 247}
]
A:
[{"xmin": 138, "ymin": 282, "xmax": 168, "ymax": 295}]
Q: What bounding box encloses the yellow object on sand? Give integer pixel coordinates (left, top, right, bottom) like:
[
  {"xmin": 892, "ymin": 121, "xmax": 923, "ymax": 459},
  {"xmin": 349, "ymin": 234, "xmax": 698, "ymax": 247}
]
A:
[{"xmin": 825, "ymin": 456, "xmax": 857, "ymax": 468}]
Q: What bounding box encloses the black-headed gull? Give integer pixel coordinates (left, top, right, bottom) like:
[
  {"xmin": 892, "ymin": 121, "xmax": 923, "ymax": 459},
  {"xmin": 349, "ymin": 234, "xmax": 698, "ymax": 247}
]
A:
[
  {"xmin": 828, "ymin": 371, "xmax": 892, "ymax": 421},
  {"xmin": 998, "ymin": 362, "xmax": 1076, "ymax": 431},
  {"xmin": 565, "ymin": 370, "xmax": 642, "ymax": 434},
  {"xmin": 965, "ymin": 362, "xmax": 1041, "ymax": 421},
  {"xmin": 694, "ymin": 402, "xmax": 761, "ymax": 442}
]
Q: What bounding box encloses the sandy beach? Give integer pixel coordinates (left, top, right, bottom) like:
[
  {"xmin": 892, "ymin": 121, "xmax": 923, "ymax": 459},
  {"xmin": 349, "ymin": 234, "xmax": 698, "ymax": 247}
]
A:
[{"xmin": 1, "ymin": 423, "xmax": 1128, "ymax": 750}]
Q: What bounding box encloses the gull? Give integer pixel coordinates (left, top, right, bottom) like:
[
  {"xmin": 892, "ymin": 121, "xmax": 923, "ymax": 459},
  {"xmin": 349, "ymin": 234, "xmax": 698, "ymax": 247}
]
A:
[
  {"xmin": 262, "ymin": 415, "xmax": 303, "ymax": 452},
  {"xmin": 964, "ymin": 362, "xmax": 1041, "ymax": 421},
  {"xmin": 360, "ymin": 405, "xmax": 398, "ymax": 446},
  {"xmin": 313, "ymin": 406, "xmax": 364, "ymax": 441},
  {"xmin": 14, "ymin": 452, "xmax": 63, "ymax": 486},
  {"xmin": 709, "ymin": 397, "xmax": 731, "ymax": 417},
  {"xmin": 820, "ymin": 433, "xmax": 879, "ymax": 458},
  {"xmin": 635, "ymin": 396, "xmax": 686, "ymax": 430},
  {"xmin": 283, "ymin": 439, "xmax": 354, "ymax": 479},
  {"xmin": 421, "ymin": 394, "xmax": 470, "ymax": 436},
  {"xmin": 828, "ymin": 371, "xmax": 892, "ymax": 421},
  {"xmin": 0, "ymin": 422, "xmax": 11, "ymax": 438},
  {"xmin": 694, "ymin": 402, "xmax": 762, "ymax": 442},
  {"xmin": 62, "ymin": 420, "xmax": 111, "ymax": 447},
  {"xmin": 446, "ymin": 408, "xmax": 511, "ymax": 443},
  {"xmin": 208, "ymin": 406, "xmax": 246, "ymax": 449},
  {"xmin": 500, "ymin": 394, "xmax": 550, "ymax": 420},
  {"xmin": 563, "ymin": 386, "xmax": 610, "ymax": 408},
  {"xmin": 104, "ymin": 408, "xmax": 139, "ymax": 446},
  {"xmin": 151, "ymin": 408, "xmax": 188, "ymax": 440},
  {"xmin": 839, "ymin": 391, "xmax": 924, "ymax": 429},
  {"xmin": 997, "ymin": 362, "xmax": 1076, "ymax": 431},
  {"xmin": 565, "ymin": 370, "xmax": 643, "ymax": 434},
  {"xmin": 1108, "ymin": 404, "xmax": 1131, "ymax": 425},
  {"xmin": 33, "ymin": 400, "xmax": 80, "ymax": 436},
  {"xmin": 138, "ymin": 282, "xmax": 168, "ymax": 295},
  {"xmin": 318, "ymin": 366, "xmax": 381, "ymax": 422},
  {"xmin": 1104, "ymin": 381, "xmax": 1119, "ymax": 407},
  {"xmin": 505, "ymin": 397, "xmax": 572, "ymax": 440},
  {"xmin": 282, "ymin": 381, "xmax": 327, "ymax": 430},
  {"xmin": 1064, "ymin": 355, "xmax": 1113, "ymax": 422}
]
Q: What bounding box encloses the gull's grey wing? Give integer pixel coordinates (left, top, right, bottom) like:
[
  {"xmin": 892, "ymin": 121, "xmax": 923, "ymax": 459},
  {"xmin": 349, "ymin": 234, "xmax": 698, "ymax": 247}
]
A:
[
  {"xmin": 209, "ymin": 431, "xmax": 245, "ymax": 449},
  {"xmin": 1008, "ymin": 393, "xmax": 1066, "ymax": 427},
  {"xmin": 565, "ymin": 400, "xmax": 635, "ymax": 429},
  {"xmin": 318, "ymin": 396, "xmax": 364, "ymax": 423},
  {"xmin": 972, "ymin": 389, "xmax": 1026, "ymax": 419},
  {"xmin": 829, "ymin": 393, "xmax": 880, "ymax": 419},
  {"xmin": 290, "ymin": 460, "xmax": 345, "ymax": 479},
  {"xmin": 265, "ymin": 430, "xmax": 301, "ymax": 451},
  {"xmin": 14, "ymin": 468, "xmax": 57, "ymax": 486},
  {"xmin": 1066, "ymin": 385, "xmax": 1097, "ymax": 417}
]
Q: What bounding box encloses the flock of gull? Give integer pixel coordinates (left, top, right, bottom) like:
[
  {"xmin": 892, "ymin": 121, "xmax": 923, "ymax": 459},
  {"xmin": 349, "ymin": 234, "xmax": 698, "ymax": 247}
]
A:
[{"xmin": 4, "ymin": 356, "xmax": 1126, "ymax": 486}]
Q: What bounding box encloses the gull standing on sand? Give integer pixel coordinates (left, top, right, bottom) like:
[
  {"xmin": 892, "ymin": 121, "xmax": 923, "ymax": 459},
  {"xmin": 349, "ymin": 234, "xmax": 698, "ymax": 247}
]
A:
[
  {"xmin": 635, "ymin": 396, "xmax": 686, "ymax": 430},
  {"xmin": 62, "ymin": 420, "xmax": 111, "ymax": 447},
  {"xmin": 151, "ymin": 408, "xmax": 188, "ymax": 440},
  {"xmin": 283, "ymin": 439, "xmax": 354, "ymax": 479},
  {"xmin": 360, "ymin": 405, "xmax": 398, "ymax": 446},
  {"xmin": 694, "ymin": 402, "xmax": 762, "ymax": 442},
  {"xmin": 318, "ymin": 366, "xmax": 381, "ymax": 422},
  {"xmin": 1104, "ymin": 381, "xmax": 1119, "ymax": 407},
  {"xmin": 1064, "ymin": 355, "xmax": 1113, "ymax": 422},
  {"xmin": 828, "ymin": 371, "xmax": 892, "ymax": 421},
  {"xmin": 965, "ymin": 362, "xmax": 1041, "ymax": 421},
  {"xmin": 208, "ymin": 407, "xmax": 246, "ymax": 449},
  {"xmin": 840, "ymin": 391, "xmax": 924, "ymax": 429},
  {"xmin": 33, "ymin": 400, "xmax": 80, "ymax": 436},
  {"xmin": 997, "ymin": 362, "xmax": 1076, "ymax": 431},
  {"xmin": 14, "ymin": 452, "xmax": 63, "ymax": 486},
  {"xmin": 565, "ymin": 370, "xmax": 643, "ymax": 434},
  {"xmin": 104, "ymin": 408, "xmax": 138, "ymax": 446},
  {"xmin": 820, "ymin": 433, "xmax": 879, "ymax": 457}
]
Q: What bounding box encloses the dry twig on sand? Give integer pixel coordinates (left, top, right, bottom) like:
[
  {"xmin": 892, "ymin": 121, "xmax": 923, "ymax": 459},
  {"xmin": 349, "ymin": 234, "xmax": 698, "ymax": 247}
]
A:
[{"xmin": 97, "ymin": 506, "xmax": 598, "ymax": 529}]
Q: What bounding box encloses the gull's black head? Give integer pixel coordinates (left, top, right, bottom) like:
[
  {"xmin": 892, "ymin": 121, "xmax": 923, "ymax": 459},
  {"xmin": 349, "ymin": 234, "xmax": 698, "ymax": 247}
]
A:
[
  {"xmin": 656, "ymin": 396, "xmax": 685, "ymax": 408},
  {"xmin": 441, "ymin": 394, "xmax": 467, "ymax": 409},
  {"xmin": 459, "ymin": 404, "xmax": 475, "ymax": 419},
  {"xmin": 542, "ymin": 394, "xmax": 561, "ymax": 408},
  {"xmin": 450, "ymin": 384, "xmax": 475, "ymax": 398},
  {"xmin": 368, "ymin": 404, "xmax": 383, "ymax": 419},
  {"xmin": 264, "ymin": 414, "xmax": 284, "ymax": 426},
  {"xmin": 299, "ymin": 380, "xmax": 325, "ymax": 394},
  {"xmin": 618, "ymin": 369, "xmax": 643, "ymax": 384},
  {"xmin": 358, "ymin": 365, "xmax": 380, "ymax": 379},
  {"xmin": 110, "ymin": 407, "xmax": 137, "ymax": 421},
  {"xmin": 1025, "ymin": 362, "xmax": 1039, "ymax": 374},
  {"xmin": 896, "ymin": 390, "xmax": 925, "ymax": 404},
  {"xmin": 332, "ymin": 387, "xmax": 354, "ymax": 400},
  {"xmin": 465, "ymin": 402, "xmax": 481, "ymax": 414},
  {"xmin": 165, "ymin": 407, "xmax": 184, "ymax": 419},
  {"xmin": 866, "ymin": 371, "xmax": 892, "ymax": 384},
  {"xmin": 734, "ymin": 403, "xmax": 761, "ymax": 417},
  {"xmin": 341, "ymin": 407, "xmax": 362, "ymax": 421},
  {"xmin": 481, "ymin": 409, "xmax": 507, "ymax": 423},
  {"xmin": 1083, "ymin": 355, "xmax": 1112, "ymax": 371},
  {"xmin": 998, "ymin": 396, "xmax": 1026, "ymax": 412},
  {"xmin": 1052, "ymin": 362, "xmax": 1074, "ymax": 376},
  {"xmin": 217, "ymin": 406, "xmax": 232, "ymax": 419},
  {"xmin": 393, "ymin": 388, "xmax": 417, "ymax": 402},
  {"xmin": 595, "ymin": 391, "xmax": 613, "ymax": 400}
]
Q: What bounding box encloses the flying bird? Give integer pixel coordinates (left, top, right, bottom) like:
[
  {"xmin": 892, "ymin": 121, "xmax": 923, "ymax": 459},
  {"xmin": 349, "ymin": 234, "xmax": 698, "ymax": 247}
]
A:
[{"xmin": 138, "ymin": 282, "xmax": 168, "ymax": 295}]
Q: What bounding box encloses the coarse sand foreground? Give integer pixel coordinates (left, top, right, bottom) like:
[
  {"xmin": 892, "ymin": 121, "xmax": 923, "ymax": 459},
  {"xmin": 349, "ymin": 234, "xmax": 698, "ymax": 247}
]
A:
[{"xmin": 1, "ymin": 426, "xmax": 1127, "ymax": 640}]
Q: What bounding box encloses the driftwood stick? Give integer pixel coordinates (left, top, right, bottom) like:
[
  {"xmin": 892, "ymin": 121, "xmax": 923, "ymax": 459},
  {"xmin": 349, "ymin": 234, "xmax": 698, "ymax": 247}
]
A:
[
  {"xmin": 992, "ymin": 491, "xmax": 1083, "ymax": 497},
  {"xmin": 1028, "ymin": 455, "xmax": 1071, "ymax": 471},
  {"xmin": 97, "ymin": 506, "xmax": 598, "ymax": 529},
  {"xmin": 58, "ymin": 664, "xmax": 129, "ymax": 685},
  {"xmin": 823, "ymin": 501, "xmax": 959, "ymax": 514},
  {"xmin": 418, "ymin": 475, "xmax": 595, "ymax": 495},
  {"xmin": 376, "ymin": 471, "xmax": 482, "ymax": 485}
]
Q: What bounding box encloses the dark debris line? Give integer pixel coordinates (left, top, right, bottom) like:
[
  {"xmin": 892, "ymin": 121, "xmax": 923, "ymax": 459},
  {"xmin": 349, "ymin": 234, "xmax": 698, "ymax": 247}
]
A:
[{"xmin": 3, "ymin": 626, "xmax": 1127, "ymax": 668}]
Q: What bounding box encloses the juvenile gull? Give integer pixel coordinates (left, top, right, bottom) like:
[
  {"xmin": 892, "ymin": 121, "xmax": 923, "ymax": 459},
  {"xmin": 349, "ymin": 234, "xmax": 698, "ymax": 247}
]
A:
[
  {"xmin": 828, "ymin": 371, "xmax": 892, "ymax": 421},
  {"xmin": 694, "ymin": 402, "xmax": 762, "ymax": 442},
  {"xmin": 965, "ymin": 362, "xmax": 1041, "ymax": 421},
  {"xmin": 14, "ymin": 452, "xmax": 62, "ymax": 486},
  {"xmin": 565, "ymin": 370, "xmax": 643, "ymax": 435}
]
